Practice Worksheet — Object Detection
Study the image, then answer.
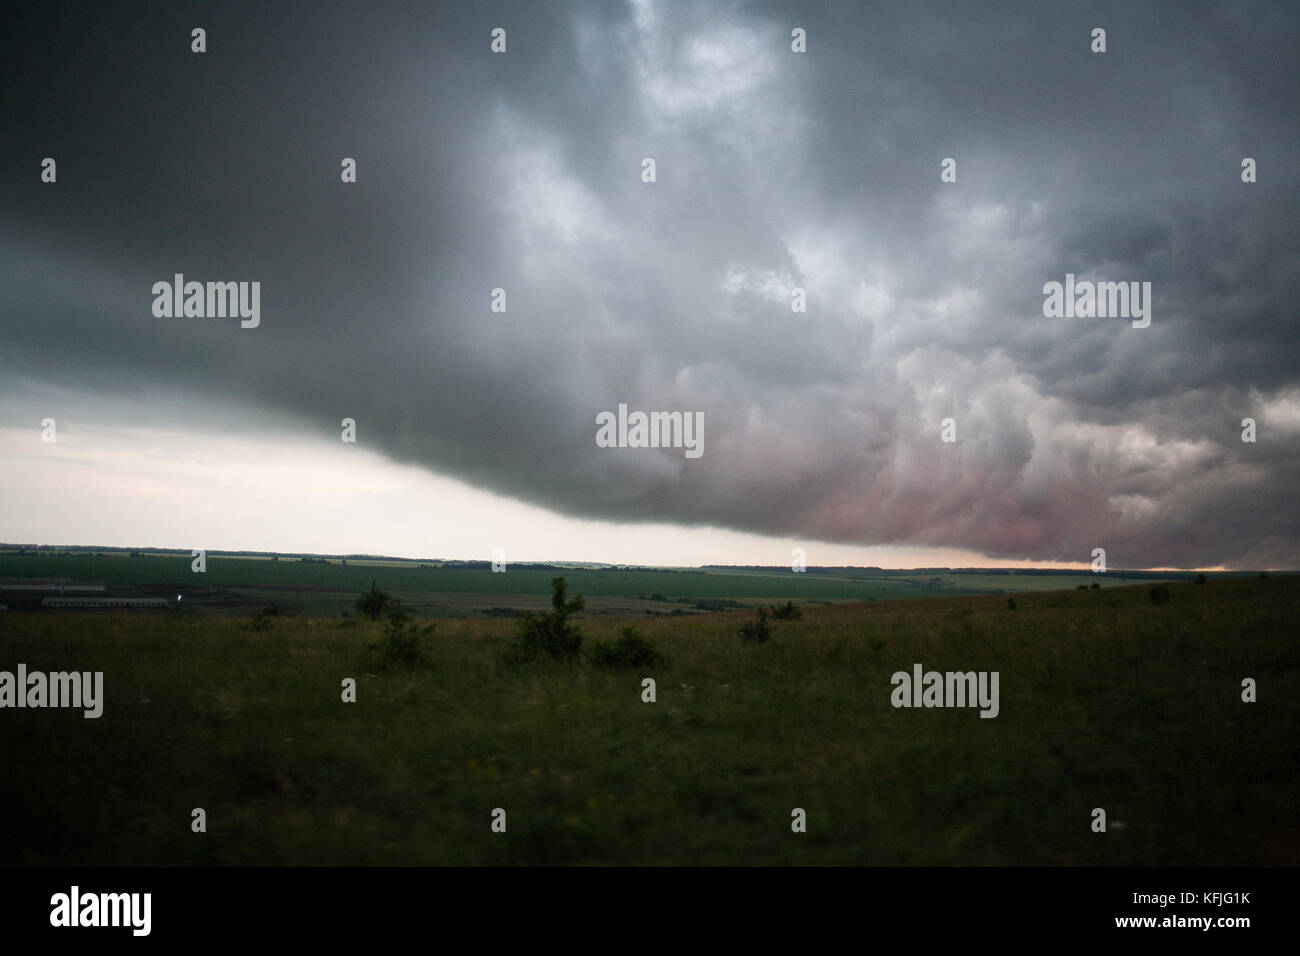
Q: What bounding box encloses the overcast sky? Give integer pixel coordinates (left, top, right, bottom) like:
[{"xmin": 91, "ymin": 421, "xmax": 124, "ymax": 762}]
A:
[{"xmin": 2, "ymin": 1, "xmax": 1297, "ymax": 568}]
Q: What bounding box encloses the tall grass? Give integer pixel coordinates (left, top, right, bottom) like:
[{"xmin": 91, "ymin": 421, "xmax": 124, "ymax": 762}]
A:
[{"xmin": 0, "ymin": 576, "xmax": 1296, "ymax": 865}]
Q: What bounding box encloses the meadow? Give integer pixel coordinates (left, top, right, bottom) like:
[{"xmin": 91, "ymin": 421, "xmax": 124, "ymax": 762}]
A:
[
  {"xmin": 0, "ymin": 550, "xmax": 1184, "ymax": 617},
  {"xmin": 1, "ymin": 574, "xmax": 1295, "ymax": 865}
]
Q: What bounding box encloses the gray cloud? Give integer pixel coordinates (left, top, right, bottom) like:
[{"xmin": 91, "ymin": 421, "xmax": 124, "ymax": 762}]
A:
[{"xmin": 2, "ymin": 0, "xmax": 1298, "ymax": 567}]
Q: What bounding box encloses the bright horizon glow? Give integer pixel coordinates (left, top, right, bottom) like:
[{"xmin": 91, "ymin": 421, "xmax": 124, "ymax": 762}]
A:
[{"xmin": 0, "ymin": 417, "xmax": 1251, "ymax": 572}]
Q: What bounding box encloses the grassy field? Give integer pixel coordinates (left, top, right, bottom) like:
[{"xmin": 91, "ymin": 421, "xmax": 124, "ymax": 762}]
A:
[
  {"xmin": 1, "ymin": 574, "xmax": 1296, "ymax": 865},
  {"xmin": 0, "ymin": 551, "xmax": 1184, "ymax": 617}
]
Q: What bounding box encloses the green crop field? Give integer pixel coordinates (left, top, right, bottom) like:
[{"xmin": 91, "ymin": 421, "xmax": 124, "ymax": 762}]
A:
[
  {"xmin": 0, "ymin": 551, "xmax": 1185, "ymax": 617},
  {"xmin": 1, "ymin": 574, "xmax": 1295, "ymax": 865}
]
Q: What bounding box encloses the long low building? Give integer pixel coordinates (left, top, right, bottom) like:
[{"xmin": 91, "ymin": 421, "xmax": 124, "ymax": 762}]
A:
[
  {"xmin": 41, "ymin": 597, "xmax": 169, "ymax": 608},
  {"xmin": 0, "ymin": 579, "xmax": 106, "ymax": 594},
  {"xmin": 1, "ymin": 579, "xmax": 114, "ymax": 609}
]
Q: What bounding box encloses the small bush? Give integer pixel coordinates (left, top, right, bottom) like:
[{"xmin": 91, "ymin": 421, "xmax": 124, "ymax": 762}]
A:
[
  {"xmin": 242, "ymin": 605, "xmax": 280, "ymax": 631},
  {"xmin": 769, "ymin": 600, "xmax": 802, "ymax": 620},
  {"xmin": 693, "ymin": 598, "xmax": 746, "ymax": 612},
  {"xmin": 588, "ymin": 627, "xmax": 666, "ymax": 669},
  {"xmin": 1194, "ymin": 573, "xmax": 1207, "ymax": 585},
  {"xmin": 359, "ymin": 599, "xmax": 427, "ymax": 668},
  {"xmin": 506, "ymin": 577, "xmax": 585, "ymax": 665},
  {"xmin": 1006, "ymin": 597, "xmax": 1017, "ymax": 610},
  {"xmin": 1259, "ymin": 572, "xmax": 1268, "ymax": 580},
  {"xmin": 356, "ymin": 580, "xmax": 392, "ymax": 620},
  {"xmin": 739, "ymin": 606, "xmax": 772, "ymax": 644},
  {"xmin": 1149, "ymin": 584, "xmax": 1171, "ymax": 605},
  {"xmin": 1090, "ymin": 582, "xmax": 1100, "ymax": 589},
  {"xmin": 1076, "ymin": 584, "xmax": 1089, "ymax": 590},
  {"xmin": 377, "ymin": 617, "xmax": 426, "ymax": 669},
  {"xmin": 384, "ymin": 598, "xmax": 411, "ymax": 625}
]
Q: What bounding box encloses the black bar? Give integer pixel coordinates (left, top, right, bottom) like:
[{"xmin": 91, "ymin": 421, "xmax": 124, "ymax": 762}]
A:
[{"xmin": 0, "ymin": 866, "xmax": 1276, "ymax": 943}]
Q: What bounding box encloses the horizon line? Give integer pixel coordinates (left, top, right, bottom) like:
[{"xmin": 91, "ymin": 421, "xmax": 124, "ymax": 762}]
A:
[{"xmin": 1, "ymin": 543, "xmax": 1289, "ymax": 574}]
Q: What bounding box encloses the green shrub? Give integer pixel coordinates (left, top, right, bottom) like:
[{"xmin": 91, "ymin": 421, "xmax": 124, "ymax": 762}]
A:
[
  {"xmin": 356, "ymin": 580, "xmax": 392, "ymax": 620},
  {"xmin": 242, "ymin": 605, "xmax": 280, "ymax": 632},
  {"xmin": 1149, "ymin": 584, "xmax": 1171, "ymax": 605},
  {"xmin": 383, "ymin": 598, "xmax": 411, "ymax": 625},
  {"xmin": 377, "ymin": 617, "xmax": 426, "ymax": 669},
  {"xmin": 1006, "ymin": 597, "xmax": 1017, "ymax": 610},
  {"xmin": 739, "ymin": 606, "xmax": 772, "ymax": 644},
  {"xmin": 588, "ymin": 627, "xmax": 666, "ymax": 669},
  {"xmin": 359, "ymin": 599, "xmax": 427, "ymax": 669},
  {"xmin": 692, "ymin": 598, "xmax": 745, "ymax": 612},
  {"xmin": 506, "ymin": 577, "xmax": 585, "ymax": 665},
  {"xmin": 769, "ymin": 600, "xmax": 802, "ymax": 620}
]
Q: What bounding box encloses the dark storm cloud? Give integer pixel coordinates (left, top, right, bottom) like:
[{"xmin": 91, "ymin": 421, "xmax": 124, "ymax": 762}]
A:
[{"xmin": 2, "ymin": 0, "xmax": 1298, "ymax": 567}]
